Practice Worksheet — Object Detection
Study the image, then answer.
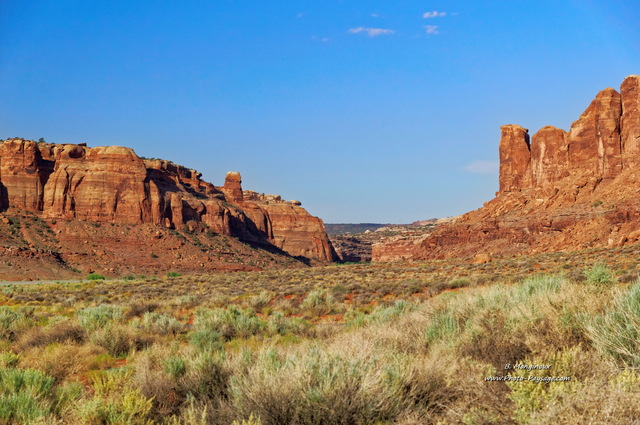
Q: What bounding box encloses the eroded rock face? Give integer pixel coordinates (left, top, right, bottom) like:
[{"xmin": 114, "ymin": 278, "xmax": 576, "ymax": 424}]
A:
[
  {"xmin": 0, "ymin": 139, "xmax": 335, "ymax": 262},
  {"xmin": 42, "ymin": 145, "xmax": 149, "ymax": 223},
  {"xmin": 621, "ymin": 75, "xmax": 640, "ymax": 167},
  {"xmin": 496, "ymin": 84, "xmax": 630, "ymax": 195},
  {"xmin": 531, "ymin": 126, "xmax": 568, "ymax": 186},
  {"xmin": 256, "ymin": 202, "xmax": 337, "ymax": 262},
  {"xmin": 567, "ymin": 87, "xmax": 622, "ymax": 179},
  {"xmin": 499, "ymin": 125, "xmax": 531, "ymax": 192},
  {"xmin": 372, "ymin": 75, "xmax": 640, "ymax": 261},
  {"xmin": 222, "ymin": 171, "xmax": 244, "ymax": 202},
  {"xmin": 0, "ymin": 140, "xmax": 54, "ymax": 211}
]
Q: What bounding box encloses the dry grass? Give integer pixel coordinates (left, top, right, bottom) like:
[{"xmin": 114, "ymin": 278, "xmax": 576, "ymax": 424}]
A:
[{"xmin": 0, "ymin": 257, "xmax": 640, "ymax": 423}]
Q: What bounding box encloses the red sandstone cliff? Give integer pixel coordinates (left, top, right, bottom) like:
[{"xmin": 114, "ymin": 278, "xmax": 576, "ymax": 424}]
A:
[
  {"xmin": 0, "ymin": 140, "xmax": 337, "ymax": 269},
  {"xmin": 373, "ymin": 75, "xmax": 640, "ymax": 261}
]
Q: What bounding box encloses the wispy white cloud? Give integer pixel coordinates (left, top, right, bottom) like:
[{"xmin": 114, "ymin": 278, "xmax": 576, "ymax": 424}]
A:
[
  {"xmin": 348, "ymin": 27, "xmax": 395, "ymax": 37},
  {"xmin": 423, "ymin": 11, "xmax": 447, "ymax": 18},
  {"xmin": 296, "ymin": 13, "xmax": 305, "ymax": 19},
  {"xmin": 371, "ymin": 13, "xmax": 380, "ymax": 18},
  {"xmin": 424, "ymin": 25, "xmax": 439, "ymax": 35},
  {"xmin": 464, "ymin": 160, "xmax": 499, "ymax": 174},
  {"xmin": 311, "ymin": 36, "xmax": 330, "ymax": 43}
]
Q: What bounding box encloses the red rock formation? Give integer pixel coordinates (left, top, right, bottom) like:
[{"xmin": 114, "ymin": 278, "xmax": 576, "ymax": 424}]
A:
[
  {"xmin": 373, "ymin": 75, "xmax": 640, "ymax": 261},
  {"xmin": 0, "ymin": 139, "xmax": 336, "ymax": 262},
  {"xmin": 42, "ymin": 145, "xmax": 149, "ymax": 223},
  {"xmin": 257, "ymin": 202, "xmax": 336, "ymax": 261},
  {"xmin": 499, "ymin": 125, "xmax": 531, "ymax": 192},
  {"xmin": 621, "ymin": 75, "xmax": 640, "ymax": 167},
  {"xmin": 531, "ymin": 126, "xmax": 568, "ymax": 186},
  {"xmin": 567, "ymin": 87, "xmax": 622, "ymax": 179},
  {"xmin": 222, "ymin": 171, "xmax": 244, "ymax": 202},
  {"xmin": 0, "ymin": 140, "xmax": 52, "ymax": 211}
]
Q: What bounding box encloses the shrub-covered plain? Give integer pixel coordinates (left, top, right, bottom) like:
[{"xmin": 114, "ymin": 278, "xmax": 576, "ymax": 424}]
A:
[{"xmin": 0, "ymin": 254, "xmax": 640, "ymax": 423}]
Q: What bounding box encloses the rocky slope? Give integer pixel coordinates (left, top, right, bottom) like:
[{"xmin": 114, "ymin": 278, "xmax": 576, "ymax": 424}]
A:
[
  {"xmin": 373, "ymin": 75, "xmax": 640, "ymax": 261},
  {"xmin": 0, "ymin": 140, "xmax": 336, "ymax": 279},
  {"xmin": 329, "ymin": 220, "xmax": 455, "ymax": 262}
]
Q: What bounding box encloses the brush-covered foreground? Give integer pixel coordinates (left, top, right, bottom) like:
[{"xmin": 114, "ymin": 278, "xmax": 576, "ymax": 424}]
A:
[{"xmin": 2, "ymin": 251, "xmax": 640, "ymax": 424}]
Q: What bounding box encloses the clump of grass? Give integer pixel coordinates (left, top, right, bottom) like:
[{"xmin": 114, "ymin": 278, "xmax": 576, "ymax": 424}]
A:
[
  {"xmin": 301, "ymin": 289, "xmax": 334, "ymax": 316},
  {"xmin": 265, "ymin": 311, "xmax": 308, "ymax": 335},
  {"xmin": 247, "ymin": 291, "xmax": 274, "ymax": 310},
  {"xmin": 0, "ymin": 367, "xmax": 80, "ymax": 424},
  {"xmin": 424, "ymin": 310, "xmax": 460, "ymax": 347},
  {"xmin": 89, "ymin": 324, "xmax": 147, "ymax": 357},
  {"xmin": 583, "ymin": 282, "xmax": 640, "ymax": 366},
  {"xmin": 583, "ymin": 263, "xmax": 616, "ymax": 285},
  {"xmin": 133, "ymin": 346, "xmax": 229, "ymax": 419},
  {"xmin": 368, "ymin": 300, "xmax": 415, "ymax": 324},
  {"xmin": 0, "ymin": 352, "xmax": 19, "ymax": 368},
  {"xmin": 162, "ymin": 356, "xmax": 187, "ymax": 379},
  {"xmin": 87, "ymin": 273, "xmax": 106, "ymax": 281},
  {"xmin": 17, "ymin": 319, "xmax": 85, "ymax": 349},
  {"xmin": 77, "ymin": 369, "xmax": 153, "ymax": 424},
  {"xmin": 513, "ymin": 274, "xmax": 564, "ymax": 300},
  {"xmin": 232, "ymin": 413, "xmax": 263, "ymax": 425},
  {"xmin": 0, "ymin": 307, "xmax": 35, "ymax": 340},
  {"xmin": 228, "ymin": 343, "xmax": 450, "ymax": 425},
  {"xmin": 192, "ymin": 306, "xmax": 265, "ymax": 342},
  {"xmin": 138, "ymin": 312, "xmax": 184, "ymax": 336},
  {"xmin": 125, "ymin": 302, "xmax": 158, "ymax": 319},
  {"xmin": 77, "ymin": 305, "xmax": 124, "ymax": 331}
]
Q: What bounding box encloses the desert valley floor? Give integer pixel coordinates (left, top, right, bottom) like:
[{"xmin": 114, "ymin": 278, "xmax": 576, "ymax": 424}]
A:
[{"xmin": 2, "ymin": 245, "xmax": 640, "ymax": 424}]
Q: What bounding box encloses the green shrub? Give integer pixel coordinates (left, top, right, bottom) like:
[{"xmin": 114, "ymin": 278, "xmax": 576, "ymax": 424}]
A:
[
  {"xmin": 87, "ymin": 273, "xmax": 106, "ymax": 281},
  {"xmin": 424, "ymin": 310, "xmax": 460, "ymax": 346},
  {"xmin": 163, "ymin": 356, "xmax": 187, "ymax": 379},
  {"xmin": 190, "ymin": 328, "xmax": 224, "ymax": 352},
  {"xmin": 301, "ymin": 289, "xmax": 334, "ymax": 313},
  {"xmin": 583, "ymin": 263, "xmax": 616, "ymax": 285},
  {"xmin": 228, "ymin": 347, "xmax": 439, "ymax": 425},
  {"xmin": 77, "ymin": 305, "xmax": 123, "ymax": 331},
  {"xmin": 193, "ymin": 306, "xmax": 266, "ymax": 341},
  {"xmin": 139, "ymin": 312, "xmax": 184, "ymax": 336},
  {"xmin": 368, "ymin": 300, "xmax": 415, "ymax": 324},
  {"xmin": 0, "ymin": 307, "xmax": 35, "ymax": 340},
  {"xmin": 89, "ymin": 324, "xmax": 144, "ymax": 357},
  {"xmin": 266, "ymin": 311, "xmax": 307, "ymax": 335},
  {"xmin": 506, "ymin": 348, "xmax": 581, "ymax": 422},
  {"xmin": 77, "ymin": 370, "xmax": 153, "ymax": 425},
  {"xmin": 167, "ymin": 271, "xmax": 181, "ymax": 278},
  {"xmin": 514, "ymin": 274, "xmax": 564, "ymax": 299},
  {"xmin": 0, "ymin": 352, "xmax": 19, "ymax": 368},
  {"xmin": 583, "ymin": 282, "xmax": 640, "ymax": 366},
  {"xmin": 0, "ymin": 367, "xmax": 79, "ymax": 423}
]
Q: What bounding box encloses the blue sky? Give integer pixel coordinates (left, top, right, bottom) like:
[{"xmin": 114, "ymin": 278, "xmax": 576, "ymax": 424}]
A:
[{"xmin": 1, "ymin": 1, "xmax": 639, "ymax": 223}]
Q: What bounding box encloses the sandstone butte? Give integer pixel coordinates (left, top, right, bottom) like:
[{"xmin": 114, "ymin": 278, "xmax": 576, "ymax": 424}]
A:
[
  {"xmin": 373, "ymin": 74, "xmax": 640, "ymax": 262},
  {"xmin": 0, "ymin": 141, "xmax": 337, "ymax": 279}
]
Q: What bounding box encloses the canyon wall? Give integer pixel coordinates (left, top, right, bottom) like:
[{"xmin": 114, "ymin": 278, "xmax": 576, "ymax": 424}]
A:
[
  {"xmin": 0, "ymin": 140, "xmax": 336, "ymax": 262},
  {"xmin": 373, "ymin": 75, "xmax": 640, "ymax": 261}
]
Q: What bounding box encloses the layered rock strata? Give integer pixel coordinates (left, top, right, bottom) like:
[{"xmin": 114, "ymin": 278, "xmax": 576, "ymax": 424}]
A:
[
  {"xmin": 373, "ymin": 75, "xmax": 640, "ymax": 261},
  {"xmin": 0, "ymin": 140, "xmax": 336, "ymax": 262}
]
